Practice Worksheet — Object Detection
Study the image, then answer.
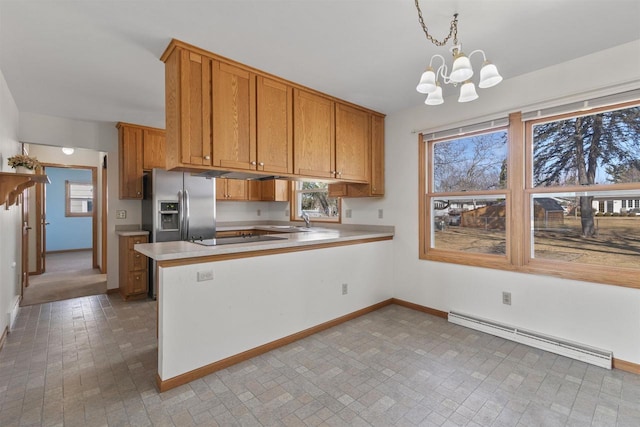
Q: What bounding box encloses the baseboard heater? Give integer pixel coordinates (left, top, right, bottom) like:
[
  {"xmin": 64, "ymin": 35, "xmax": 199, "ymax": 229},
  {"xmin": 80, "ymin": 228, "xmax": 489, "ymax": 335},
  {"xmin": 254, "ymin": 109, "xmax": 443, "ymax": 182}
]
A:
[{"xmin": 448, "ymin": 311, "xmax": 612, "ymax": 369}]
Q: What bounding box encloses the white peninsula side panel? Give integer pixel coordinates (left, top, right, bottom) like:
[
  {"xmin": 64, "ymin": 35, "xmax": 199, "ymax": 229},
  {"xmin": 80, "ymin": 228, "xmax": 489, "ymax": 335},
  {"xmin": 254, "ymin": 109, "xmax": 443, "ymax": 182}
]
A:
[{"xmin": 158, "ymin": 240, "xmax": 393, "ymax": 381}]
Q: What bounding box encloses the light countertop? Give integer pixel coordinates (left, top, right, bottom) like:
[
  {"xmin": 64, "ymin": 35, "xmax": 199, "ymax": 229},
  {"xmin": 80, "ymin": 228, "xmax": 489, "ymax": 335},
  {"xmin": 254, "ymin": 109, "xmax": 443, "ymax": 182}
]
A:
[
  {"xmin": 134, "ymin": 224, "xmax": 393, "ymax": 262},
  {"xmin": 117, "ymin": 230, "xmax": 149, "ymax": 237}
]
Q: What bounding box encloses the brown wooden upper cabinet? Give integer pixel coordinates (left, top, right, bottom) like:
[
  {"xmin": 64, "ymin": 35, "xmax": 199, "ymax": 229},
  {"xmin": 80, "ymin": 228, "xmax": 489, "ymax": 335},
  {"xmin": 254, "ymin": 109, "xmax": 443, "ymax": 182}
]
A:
[
  {"xmin": 213, "ymin": 61, "xmax": 256, "ymax": 170},
  {"xmin": 335, "ymin": 103, "xmax": 370, "ymax": 183},
  {"xmin": 217, "ymin": 178, "xmax": 289, "ymax": 202},
  {"xmin": 293, "ymin": 90, "xmax": 371, "ymax": 184},
  {"xmin": 117, "ymin": 122, "xmax": 166, "ymax": 199},
  {"xmin": 118, "ymin": 123, "xmax": 143, "ymax": 199},
  {"xmin": 256, "ymin": 76, "xmax": 293, "ymax": 174},
  {"xmin": 293, "ymin": 89, "xmax": 335, "ymax": 179},
  {"xmin": 142, "ymin": 128, "xmax": 167, "ymax": 170},
  {"xmin": 161, "ymin": 39, "xmax": 384, "ymax": 187},
  {"xmin": 216, "ymin": 178, "xmax": 248, "ymax": 201},
  {"xmin": 328, "ymin": 113, "xmax": 385, "ymax": 197},
  {"xmin": 164, "ymin": 49, "xmax": 213, "ymax": 168}
]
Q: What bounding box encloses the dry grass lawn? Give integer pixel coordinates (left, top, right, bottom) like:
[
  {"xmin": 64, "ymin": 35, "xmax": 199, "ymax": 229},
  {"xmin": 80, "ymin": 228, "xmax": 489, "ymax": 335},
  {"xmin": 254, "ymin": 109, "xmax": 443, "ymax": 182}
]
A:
[{"xmin": 434, "ymin": 216, "xmax": 640, "ymax": 267}]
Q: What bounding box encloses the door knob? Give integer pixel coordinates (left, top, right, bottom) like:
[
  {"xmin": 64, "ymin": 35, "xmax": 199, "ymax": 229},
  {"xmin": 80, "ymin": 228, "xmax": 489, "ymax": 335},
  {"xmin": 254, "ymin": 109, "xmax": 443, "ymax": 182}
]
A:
[{"xmin": 25, "ymin": 226, "xmax": 32, "ymax": 230}]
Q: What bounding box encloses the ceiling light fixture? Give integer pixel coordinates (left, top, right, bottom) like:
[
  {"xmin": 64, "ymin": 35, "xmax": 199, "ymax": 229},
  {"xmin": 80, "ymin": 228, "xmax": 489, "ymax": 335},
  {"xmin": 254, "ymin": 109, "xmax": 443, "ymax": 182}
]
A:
[
  {"xmin": 414, "ymin": 1, "xmax": 502, "ymax": 106},
  {"xmin": 61, "ymin": 147, "xmax": 75, "ymax": 155}
]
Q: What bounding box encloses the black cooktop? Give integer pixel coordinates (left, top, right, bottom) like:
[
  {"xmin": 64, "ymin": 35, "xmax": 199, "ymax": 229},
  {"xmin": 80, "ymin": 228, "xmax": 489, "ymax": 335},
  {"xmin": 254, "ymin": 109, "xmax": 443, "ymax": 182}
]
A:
[{"xmin": 191, "ymin": 235, "xmax": 288, "ymax": 246}]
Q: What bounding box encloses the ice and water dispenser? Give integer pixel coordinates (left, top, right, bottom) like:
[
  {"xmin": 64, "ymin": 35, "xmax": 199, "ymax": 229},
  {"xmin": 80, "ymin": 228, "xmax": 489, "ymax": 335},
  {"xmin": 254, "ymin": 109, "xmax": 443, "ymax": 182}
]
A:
[{"xmin": 158, "ymin": 201, "xmax": 179, "ymax": 231}]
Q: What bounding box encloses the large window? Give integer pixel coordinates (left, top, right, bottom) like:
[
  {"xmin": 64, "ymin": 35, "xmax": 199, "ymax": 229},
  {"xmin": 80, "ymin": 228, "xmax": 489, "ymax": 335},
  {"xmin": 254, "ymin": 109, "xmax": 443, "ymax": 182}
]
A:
[
  {"xmin": 526, "ymin": 102, "xmax": 640, "ymax": 283},
  {"xmin": 420, "ymin": 101, "xmax": 640, "ymax": 288},
  {"xmin": 292, "ymin": 181, "xmax": 340, "ymax": 223},
  {"xmin": 422, "ymin": 127, "xmax": 510, "ymax": 267}
]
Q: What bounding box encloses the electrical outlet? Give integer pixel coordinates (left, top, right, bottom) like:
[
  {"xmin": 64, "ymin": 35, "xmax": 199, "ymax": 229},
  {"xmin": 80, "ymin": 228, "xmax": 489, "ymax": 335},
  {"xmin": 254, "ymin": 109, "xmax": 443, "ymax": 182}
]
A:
[
  {"xmin": 502, "ymin": 291, "xmax": 511, "ymax": 305},
  {"xmin": 378, "ymin": 209, "xmax": 384, "ymax": 219},
  {"xmin": 342, "ymin": 283, "xmax": 348, "ymax": 295},
  {"xmin": 345, "ymin": 209, "xmax": 352, "ymax": 218},
  {"xmin": 257, "ymin": 209, "xmax": 261, "ymax": 216},
  {"xmin": 197, "ymin": 270, "xmax": 214, "ymax": 282},
  {"xmin": 116, "ymin": 210, "xmax": 127, "ymax": 219},
  {"xmin": 285, "ymin": 209, "xmax": 290, "ymax": 217}
]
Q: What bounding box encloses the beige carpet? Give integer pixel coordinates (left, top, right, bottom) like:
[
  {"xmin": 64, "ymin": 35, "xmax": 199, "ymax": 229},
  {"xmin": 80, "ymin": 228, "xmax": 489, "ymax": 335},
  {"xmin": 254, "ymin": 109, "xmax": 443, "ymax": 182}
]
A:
[{"xmin": 23, "ymin": 269, "xmax": 107, "ymax": 306}]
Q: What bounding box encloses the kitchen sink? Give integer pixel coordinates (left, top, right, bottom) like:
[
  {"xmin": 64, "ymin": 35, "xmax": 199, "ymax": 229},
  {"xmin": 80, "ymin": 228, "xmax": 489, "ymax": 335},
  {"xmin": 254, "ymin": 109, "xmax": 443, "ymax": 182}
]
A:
[{"xmin": 264, "ymin": 226, "xmax": 312, "ymax": 232}]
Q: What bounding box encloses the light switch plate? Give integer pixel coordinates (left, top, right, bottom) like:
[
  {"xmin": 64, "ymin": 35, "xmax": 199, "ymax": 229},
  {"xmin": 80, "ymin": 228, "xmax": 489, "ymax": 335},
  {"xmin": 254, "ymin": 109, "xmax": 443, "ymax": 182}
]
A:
[{"xmin": 116, "ymin": 210, "xmax": 127, "ymax": 219}]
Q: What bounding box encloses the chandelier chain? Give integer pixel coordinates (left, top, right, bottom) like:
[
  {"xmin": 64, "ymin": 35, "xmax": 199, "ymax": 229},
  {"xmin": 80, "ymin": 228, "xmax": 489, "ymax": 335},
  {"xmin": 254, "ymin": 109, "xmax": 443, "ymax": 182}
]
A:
[{"xmin": 414, "ymin": 0, "xmax": 458, "ymax": 47}]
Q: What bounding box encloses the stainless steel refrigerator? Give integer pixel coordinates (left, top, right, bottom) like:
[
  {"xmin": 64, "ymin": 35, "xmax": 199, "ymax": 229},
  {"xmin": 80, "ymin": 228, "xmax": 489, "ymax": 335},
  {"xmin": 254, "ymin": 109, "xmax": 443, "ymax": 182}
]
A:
[{"xmin": 142, "ymin": 168, "xmax": 216, "ymax": 298}]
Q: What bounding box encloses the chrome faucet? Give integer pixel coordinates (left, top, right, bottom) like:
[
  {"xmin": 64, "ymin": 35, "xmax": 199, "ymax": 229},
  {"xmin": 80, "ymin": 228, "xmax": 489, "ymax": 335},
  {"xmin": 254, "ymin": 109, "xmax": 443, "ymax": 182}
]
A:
[{"xmin": 301, "ymin": 212, "xmax": 311, "ymax": 228}]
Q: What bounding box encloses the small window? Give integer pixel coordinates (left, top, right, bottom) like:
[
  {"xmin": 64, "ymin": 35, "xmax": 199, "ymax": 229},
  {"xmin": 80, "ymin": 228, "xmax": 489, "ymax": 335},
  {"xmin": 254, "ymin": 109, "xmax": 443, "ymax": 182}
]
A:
[
  {"xmin": 65, "ymin": 181, "xmax": 93, "ymax": 217},
  {"xmin": 292, "ymin": 181, "xmax": 340, "ymax": 223}
]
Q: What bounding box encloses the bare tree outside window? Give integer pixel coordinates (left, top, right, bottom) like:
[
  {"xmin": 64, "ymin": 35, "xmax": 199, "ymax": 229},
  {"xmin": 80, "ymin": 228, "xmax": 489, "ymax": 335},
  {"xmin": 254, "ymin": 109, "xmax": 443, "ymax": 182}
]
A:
[
  {"xmin": 294, "ymin": 182, "xmax": 340, "ymax": 222},
  {"xmin": 532, "ymin": 106, "xmax": 640, "ymax": 237},
  {"xmin": 433, "ymin": 132, "xmax": 507, "ymax": 192}
]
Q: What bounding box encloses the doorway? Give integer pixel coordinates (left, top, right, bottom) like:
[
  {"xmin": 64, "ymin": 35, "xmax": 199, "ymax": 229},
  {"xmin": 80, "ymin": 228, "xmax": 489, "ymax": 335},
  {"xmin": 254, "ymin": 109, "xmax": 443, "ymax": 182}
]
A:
[{"xmin": 21, "ymin": 146, "xmax": 108, "ymax": 306}]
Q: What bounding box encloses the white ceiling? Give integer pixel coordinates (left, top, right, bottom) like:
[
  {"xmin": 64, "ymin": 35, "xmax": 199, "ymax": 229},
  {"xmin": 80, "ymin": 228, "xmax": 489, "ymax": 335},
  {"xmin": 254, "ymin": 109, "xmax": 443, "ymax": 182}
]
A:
[{"xmin": 1, "ymin": 0, "xmax": 639, "ymax": 128}]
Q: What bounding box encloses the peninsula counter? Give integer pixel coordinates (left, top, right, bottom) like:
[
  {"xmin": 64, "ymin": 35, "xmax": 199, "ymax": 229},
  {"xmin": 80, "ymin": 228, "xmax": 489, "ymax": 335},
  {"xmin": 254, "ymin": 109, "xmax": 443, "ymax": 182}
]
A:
[{"xmin": 135, "ymin": 224, "xmax": 394, "ymax": 391}]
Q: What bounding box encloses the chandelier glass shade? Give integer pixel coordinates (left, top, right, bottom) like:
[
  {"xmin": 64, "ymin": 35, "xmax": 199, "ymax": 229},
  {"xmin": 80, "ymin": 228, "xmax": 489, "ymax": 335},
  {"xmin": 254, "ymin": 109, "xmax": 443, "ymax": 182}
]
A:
[{"xmin": 414, "ymin": 3, "xmax": 502, "ymax": 105}]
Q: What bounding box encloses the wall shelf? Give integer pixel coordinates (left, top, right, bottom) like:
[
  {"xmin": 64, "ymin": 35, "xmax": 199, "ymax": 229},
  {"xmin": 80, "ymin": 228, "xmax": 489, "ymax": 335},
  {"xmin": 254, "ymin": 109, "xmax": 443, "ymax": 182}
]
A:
[{"xmin": 0, "ymin": 171, "xmax": 50, "ymax": 209}]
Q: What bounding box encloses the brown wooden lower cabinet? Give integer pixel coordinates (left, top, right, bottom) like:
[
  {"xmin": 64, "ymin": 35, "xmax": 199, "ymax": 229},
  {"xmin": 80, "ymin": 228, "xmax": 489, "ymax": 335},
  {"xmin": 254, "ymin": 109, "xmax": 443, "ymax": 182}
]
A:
[{"xmin": 119, "ymin": 234, "xmax": 149, "ymax": 300}]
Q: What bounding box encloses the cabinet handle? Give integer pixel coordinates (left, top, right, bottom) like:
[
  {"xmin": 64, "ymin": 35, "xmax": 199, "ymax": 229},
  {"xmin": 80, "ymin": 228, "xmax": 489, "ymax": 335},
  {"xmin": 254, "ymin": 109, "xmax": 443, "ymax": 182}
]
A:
[
  {"xmin": 135, "ymin": 276, "xmax": 140, "ymax": 280},
  {"xmin": 137, "ymin": 191, "xmax": 141, "ymax": 195},
  {"xmin": 134, "ymin": 240, "xmax": 140, "ymax": 244},
  {"xmin": 204, "ymin": 155, "xmax": 211, "ymax": 160},
  {"xmin": 258, "ymin": 162, "xmax": 264, "ymax": 167},
  {"xmin": 135, "ymin": 254, "xmax": 140, "ymax": 258},
  {"xmin": 251, "ymin": 161, "xmax": 257, "ymax": 166}
]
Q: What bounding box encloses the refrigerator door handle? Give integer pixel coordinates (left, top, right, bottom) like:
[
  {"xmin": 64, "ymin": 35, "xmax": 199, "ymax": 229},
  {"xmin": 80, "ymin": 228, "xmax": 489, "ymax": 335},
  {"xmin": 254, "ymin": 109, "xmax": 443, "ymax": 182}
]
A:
[
  {"xmin": 178, "ymin": 190, "xmax": 184, "ymax": 240},
  {"xmin": 184, "ymin": 189, "xmax": 190, "ymax": 240}
]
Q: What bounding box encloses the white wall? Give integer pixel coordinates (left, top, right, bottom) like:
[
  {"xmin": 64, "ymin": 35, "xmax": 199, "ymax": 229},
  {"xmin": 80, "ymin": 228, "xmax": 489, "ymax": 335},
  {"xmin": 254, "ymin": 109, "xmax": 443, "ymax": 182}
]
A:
[
  {"xmin": 0, "ymin": 69, "xmax": 23, "ymax": 332},
  {"xmin": 159, "ymin": 240, "xmax": 393, "ymax": 380},
  {"xmin": 18, "ymin": 114, "xmax": 140, "ymax": 290},
  {"xmin": 369, "ymin": 40, "xmax": 640, "ymax": 363}
]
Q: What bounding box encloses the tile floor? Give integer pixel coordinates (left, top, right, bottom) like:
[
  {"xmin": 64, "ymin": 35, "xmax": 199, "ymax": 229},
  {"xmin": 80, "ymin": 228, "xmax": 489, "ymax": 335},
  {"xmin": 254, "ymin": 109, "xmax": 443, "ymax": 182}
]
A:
[{"xmin": 1, "ymin": 295, "xmax": 639, "ymax": 426}]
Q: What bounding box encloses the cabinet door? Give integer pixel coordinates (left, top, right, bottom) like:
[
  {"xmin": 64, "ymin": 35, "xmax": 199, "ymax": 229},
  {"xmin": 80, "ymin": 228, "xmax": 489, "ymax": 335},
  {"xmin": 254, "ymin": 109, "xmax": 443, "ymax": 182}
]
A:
[
  {"xmin": 215, "ymin": 178, "xmax": 226, "ymax": 200},
  {"xmin": 143, "ymin": 128, "xmax": 166, "ymax": 170},
  {"xmin": 175, "ymin": 50, "xmax": 213, "ymax": 167},
  {"xmin": 216, "ymin": 178, "xmax": 248, "ymax": 200},
  {"xmin": 248, "ymin": 181, "xmax": 262, "ymax": 201},
  {"xmin": 293, "ymin": 89, "xmax": 335, "ymax": 178},
  {"xmin": 128, "ymin": 270, "xmax": 147, "ymax": 295},
  {"xmin": 335, "ymin": 103, "xmax": 370, "ymax": 183},
  {"xmin": 226, "ymin": 179, "xmax": 248, "ymax": 200},
  {"xmin": 370, "ymin": 115, "xmax": 385, "ymax": 196},
  {"xmin": 257, "ymin": 77, "xmax": 293, "ymax": 174},
  {"xmin": 261, "ymin": 180, "xmax": 289, "ymax": 201},
  {"xmin": 213, "ymin": 61, "xmax": 256, "ymax": 170},
  {"xmin": 118, "ymin": 124, "xmax": 143, "ymax": 199}
]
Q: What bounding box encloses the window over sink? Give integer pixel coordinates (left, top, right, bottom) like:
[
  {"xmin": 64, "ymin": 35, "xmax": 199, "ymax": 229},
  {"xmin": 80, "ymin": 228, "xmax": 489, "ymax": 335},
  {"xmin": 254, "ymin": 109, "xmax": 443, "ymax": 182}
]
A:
[{"xmin": 291, "ymin": 181, "xmax": 340, "ymax": 223}]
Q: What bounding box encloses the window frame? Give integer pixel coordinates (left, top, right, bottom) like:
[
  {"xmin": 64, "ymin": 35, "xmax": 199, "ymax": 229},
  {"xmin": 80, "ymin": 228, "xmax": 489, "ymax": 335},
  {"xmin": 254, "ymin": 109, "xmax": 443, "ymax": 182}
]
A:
[
  {"xmin": 522, "ymin": 101, "xmax": 640, "ymax": 287},
  {"xmin": 290, "ymin": 181, "xmax": 341, "ymax": 224},
  {"xmin": 65, "ymin": 180, "xmax": 94, "ymax": 217},
  {"xmin": 420, "ymin": 122, "xmax": 516, "ymax": 271},
  {"xmin": 419, "ymin": 103, "xmax": 640, "ymax": 289}
]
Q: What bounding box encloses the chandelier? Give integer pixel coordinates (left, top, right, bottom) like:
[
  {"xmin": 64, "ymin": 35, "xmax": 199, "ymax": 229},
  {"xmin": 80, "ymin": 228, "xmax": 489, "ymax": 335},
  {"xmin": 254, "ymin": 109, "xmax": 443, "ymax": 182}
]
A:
[{"xmin": 414, "ymin": 1, "xmax": 502, "ymax": 105}]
